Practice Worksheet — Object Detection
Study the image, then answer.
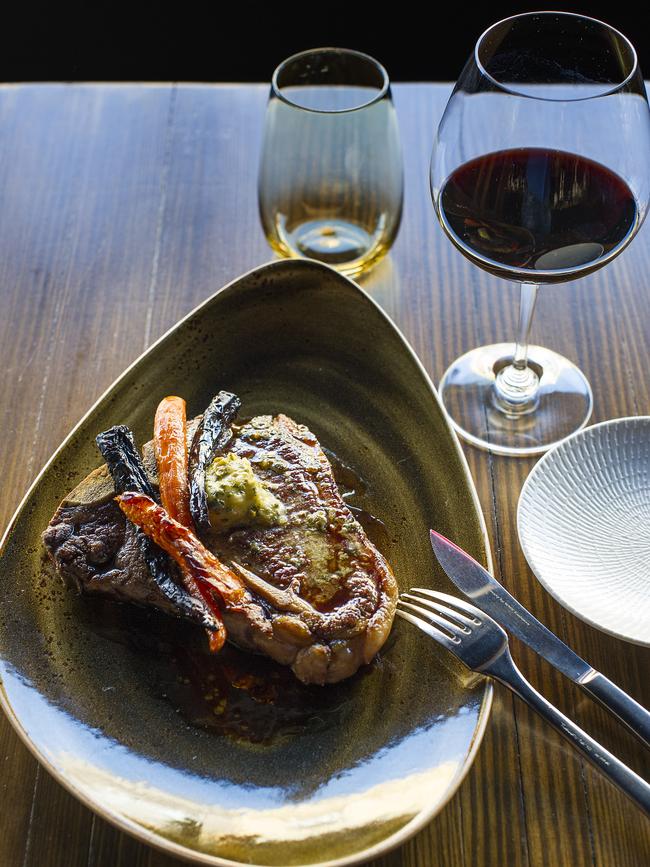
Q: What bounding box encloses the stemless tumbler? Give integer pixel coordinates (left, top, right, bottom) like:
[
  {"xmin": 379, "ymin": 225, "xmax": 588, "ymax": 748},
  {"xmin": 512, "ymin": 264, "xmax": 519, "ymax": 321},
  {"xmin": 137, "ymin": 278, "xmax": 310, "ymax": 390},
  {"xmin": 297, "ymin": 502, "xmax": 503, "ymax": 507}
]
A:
[
  {"xmin": 430, "ymin": 12, "xmax": 650, "ymax": 456},
  {"xmin": 258, "ymin": 48, "xmax": 403, "ymax": 277}
]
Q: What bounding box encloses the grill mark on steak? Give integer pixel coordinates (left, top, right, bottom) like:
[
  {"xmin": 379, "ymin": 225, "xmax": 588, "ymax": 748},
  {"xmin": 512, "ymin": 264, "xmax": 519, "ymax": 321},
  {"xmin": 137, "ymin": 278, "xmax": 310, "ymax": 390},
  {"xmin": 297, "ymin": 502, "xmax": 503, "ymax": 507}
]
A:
[{"xmin": 42, "ymin": 414, "xmax": 398, "ymax": 684}]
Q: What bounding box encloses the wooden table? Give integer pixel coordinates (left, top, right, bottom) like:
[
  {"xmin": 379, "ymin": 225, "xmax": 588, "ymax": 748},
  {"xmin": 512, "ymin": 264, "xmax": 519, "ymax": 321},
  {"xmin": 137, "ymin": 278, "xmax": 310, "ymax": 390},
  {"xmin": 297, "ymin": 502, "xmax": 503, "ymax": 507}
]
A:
[{"xmin": 0, "ymin": 83, "xmax": 648, "ymax": 867}]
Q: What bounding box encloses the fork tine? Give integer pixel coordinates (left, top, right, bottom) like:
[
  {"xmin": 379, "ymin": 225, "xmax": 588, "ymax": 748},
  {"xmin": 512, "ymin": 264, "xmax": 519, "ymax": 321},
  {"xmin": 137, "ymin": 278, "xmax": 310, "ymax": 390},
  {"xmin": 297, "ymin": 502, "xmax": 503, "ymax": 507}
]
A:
[
  {"xmin": 407, "ymin": 588, "xmax": 484, "ymax": 622},
  {"xmin": 396, "ymin": 605, "xmax": 456, "ymax": 648},
  {"xmin": 402, "ymin": 592, "xmax": 477, "ymax": 631},
  {"xmin": 395, "ymin": 606, "xmax": 453, "ymax": 646},
  {"xmin": 397, "ymin": 599, "xmax": 462, "ymax": 645}
]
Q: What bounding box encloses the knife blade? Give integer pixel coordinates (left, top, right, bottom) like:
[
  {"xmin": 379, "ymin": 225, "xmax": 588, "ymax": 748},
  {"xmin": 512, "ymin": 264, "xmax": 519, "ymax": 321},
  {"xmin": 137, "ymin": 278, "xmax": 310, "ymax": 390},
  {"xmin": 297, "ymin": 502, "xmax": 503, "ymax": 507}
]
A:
[{"xmin": 429, "ymin": 529, "xmax": 650, "ymax": 749}]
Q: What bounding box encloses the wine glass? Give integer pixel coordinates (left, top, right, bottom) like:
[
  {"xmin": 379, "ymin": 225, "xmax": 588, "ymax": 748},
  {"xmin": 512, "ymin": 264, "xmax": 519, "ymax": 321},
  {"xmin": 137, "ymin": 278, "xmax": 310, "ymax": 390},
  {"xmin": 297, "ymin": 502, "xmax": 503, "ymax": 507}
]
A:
[
  {"xmin": 430, "ymin": 12, "xmax": 650, "ymax": 456},
  {"xmin": 258, "ymin": 48, "xmax": 403, "ymax": 278}
]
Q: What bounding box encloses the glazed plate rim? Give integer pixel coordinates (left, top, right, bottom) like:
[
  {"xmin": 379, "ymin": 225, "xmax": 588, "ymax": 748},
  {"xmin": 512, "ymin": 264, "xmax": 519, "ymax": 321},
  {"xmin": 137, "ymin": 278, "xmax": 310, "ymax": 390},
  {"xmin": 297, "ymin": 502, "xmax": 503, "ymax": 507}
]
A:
[
  {"xmin": 0, "ymin": 258, "xmax": 494, "ymax": 867},
  {"xmin": 517, "ymin": 415, "xmax": 650, "ymax": 648}
]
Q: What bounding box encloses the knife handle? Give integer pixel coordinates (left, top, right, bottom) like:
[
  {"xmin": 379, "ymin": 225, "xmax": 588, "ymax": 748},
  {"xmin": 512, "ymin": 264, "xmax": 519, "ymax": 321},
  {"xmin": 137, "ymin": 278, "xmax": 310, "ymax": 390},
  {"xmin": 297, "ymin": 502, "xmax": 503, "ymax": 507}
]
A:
[
  {"xmin": 487, "ymin": 652, "xmax": 650, "ymax": 816},
  {"xmin": 579, "ymin": 670, "xmax": 650, "ymax": 749}
]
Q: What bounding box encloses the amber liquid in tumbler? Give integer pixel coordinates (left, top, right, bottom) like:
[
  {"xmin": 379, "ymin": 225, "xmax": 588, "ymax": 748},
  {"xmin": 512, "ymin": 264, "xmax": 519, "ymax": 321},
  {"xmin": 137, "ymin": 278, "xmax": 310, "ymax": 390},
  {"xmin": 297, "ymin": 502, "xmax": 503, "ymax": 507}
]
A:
[
  {"xmin": 439, "ymin": 148, "xmax": 638, "ymax": 280},
  {"xmin": 259, "ymin": 87, "xmax": 403, "ymax": 277}
]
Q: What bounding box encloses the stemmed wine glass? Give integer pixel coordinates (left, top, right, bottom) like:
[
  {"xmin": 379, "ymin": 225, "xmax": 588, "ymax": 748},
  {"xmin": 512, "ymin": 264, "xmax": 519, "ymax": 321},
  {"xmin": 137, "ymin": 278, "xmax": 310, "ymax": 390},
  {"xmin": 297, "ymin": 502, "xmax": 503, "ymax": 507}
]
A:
[{"xmin": 430, "ymin": 12, "xmax": 650, "ymax": 455}]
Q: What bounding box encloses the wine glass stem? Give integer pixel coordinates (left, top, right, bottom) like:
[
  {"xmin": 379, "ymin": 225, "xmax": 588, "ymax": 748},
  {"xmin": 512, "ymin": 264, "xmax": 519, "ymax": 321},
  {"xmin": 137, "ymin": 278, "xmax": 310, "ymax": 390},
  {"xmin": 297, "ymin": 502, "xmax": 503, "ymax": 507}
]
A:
[{"xmin": 494, "ymin": 282, "xmax": 540, "ymax": 414}]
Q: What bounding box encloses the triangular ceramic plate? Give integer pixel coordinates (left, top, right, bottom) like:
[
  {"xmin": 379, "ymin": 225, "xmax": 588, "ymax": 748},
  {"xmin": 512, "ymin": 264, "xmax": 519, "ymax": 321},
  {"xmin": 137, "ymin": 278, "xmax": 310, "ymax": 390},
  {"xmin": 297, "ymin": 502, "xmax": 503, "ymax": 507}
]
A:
[{"xmin": 0, "ymin": 259, "xmax": 492, "ymax": 867}]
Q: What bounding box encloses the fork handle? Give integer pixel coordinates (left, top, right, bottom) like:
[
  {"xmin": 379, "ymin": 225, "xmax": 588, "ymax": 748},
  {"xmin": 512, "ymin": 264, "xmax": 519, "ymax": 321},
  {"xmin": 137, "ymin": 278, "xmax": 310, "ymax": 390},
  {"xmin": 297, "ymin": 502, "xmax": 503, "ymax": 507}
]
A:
[
  {"xmin": 485, "ymin": 651, "xmax": 650, "ymax": 816},
  {"xmin": 578, "ymin": 670, "xmax": 650, "ymax": 749}
]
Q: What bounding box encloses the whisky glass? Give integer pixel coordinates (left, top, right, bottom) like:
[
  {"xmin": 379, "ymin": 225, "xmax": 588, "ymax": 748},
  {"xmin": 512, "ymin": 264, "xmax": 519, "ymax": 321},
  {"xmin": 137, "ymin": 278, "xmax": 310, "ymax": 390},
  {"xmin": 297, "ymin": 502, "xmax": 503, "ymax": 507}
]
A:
[{"xmin": 258, "ymin": 48, "xmax": 403, "ymax": 278}]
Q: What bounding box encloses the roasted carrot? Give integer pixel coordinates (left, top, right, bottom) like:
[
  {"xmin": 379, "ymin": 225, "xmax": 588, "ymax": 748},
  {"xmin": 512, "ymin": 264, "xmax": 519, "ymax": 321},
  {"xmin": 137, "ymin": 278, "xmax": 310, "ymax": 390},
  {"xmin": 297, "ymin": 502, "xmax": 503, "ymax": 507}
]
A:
[
  {"xmin": 154, "ymin": 396, "xmax": 195, "ymax": 528},
  {"xmin": 117, "ymin": 492, "xmax": 246, "ymax": 607},
  {"xmin": 153, "ymin": 396, "xmax": 227, "ymax": 651}
]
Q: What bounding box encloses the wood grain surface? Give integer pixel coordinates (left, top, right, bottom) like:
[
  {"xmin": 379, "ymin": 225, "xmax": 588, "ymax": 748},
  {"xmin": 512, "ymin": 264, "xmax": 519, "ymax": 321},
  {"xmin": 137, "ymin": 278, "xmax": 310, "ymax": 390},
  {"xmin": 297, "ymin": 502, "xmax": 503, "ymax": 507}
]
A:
[{"xmin": 0, "ymin": 82, "xmax": 648, "ymax": 867}]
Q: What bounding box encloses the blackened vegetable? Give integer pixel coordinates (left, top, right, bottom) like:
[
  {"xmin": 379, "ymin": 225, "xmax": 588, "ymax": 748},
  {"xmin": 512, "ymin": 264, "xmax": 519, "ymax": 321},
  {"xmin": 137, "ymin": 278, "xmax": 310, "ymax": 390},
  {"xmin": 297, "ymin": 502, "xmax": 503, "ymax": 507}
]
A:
[
  {"xmin": 96, "ymin": 425, "xmax": 157, "ymax": 499},
  {"xmin": 96, "ymin": 425, "xmax": 217, "ymax": 631},
  {"xmin": 188, "ymin": 391, "xmax": 241, "ymax": 531}
]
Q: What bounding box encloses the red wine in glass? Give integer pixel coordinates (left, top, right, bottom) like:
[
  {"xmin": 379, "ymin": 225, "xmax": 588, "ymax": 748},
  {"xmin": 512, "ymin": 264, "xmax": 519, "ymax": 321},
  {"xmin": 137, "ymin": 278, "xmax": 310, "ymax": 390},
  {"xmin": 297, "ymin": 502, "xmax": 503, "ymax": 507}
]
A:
[
  {"xmin": 439, "ymin": 148, "xmax": 638, "ymax": 282},
  {"xmin": 430, "ymin": 12, "xmax": 650, "ymax": 456}
]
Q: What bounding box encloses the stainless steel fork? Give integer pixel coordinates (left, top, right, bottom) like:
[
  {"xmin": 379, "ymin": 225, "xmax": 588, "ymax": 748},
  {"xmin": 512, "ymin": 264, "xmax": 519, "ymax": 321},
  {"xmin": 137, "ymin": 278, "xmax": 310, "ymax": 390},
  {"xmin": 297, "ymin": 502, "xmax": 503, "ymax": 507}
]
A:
[{"xmin": 397, "ymin": 589, "xmax": 650, "ymax": 816}]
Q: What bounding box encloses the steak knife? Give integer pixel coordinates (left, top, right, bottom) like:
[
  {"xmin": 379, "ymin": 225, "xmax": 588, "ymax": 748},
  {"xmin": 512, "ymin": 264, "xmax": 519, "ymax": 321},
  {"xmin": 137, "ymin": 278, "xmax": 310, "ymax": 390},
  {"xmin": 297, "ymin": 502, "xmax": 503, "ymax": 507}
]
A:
[{"xmin": 429, "ymin": 530, "xmax": 650, "ymax": 749}]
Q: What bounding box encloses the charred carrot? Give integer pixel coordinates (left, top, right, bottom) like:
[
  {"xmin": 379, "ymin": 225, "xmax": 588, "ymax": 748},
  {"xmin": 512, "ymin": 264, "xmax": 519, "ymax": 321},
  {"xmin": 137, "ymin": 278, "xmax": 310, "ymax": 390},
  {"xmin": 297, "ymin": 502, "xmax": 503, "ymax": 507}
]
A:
[
  {"xmin": 178, "ymin": 569, "xmax": 227, "ymax": 651},
  {"xmin": 116, "ymin": 492, "xmax": 246, "ymax": 607},
  {"xmin": 153, "ymin": 396, "xmax": 229, "ymax": 650},
  {"xmin": 154, "ymin": 396, "xmax": 195, "ymax": 529}
]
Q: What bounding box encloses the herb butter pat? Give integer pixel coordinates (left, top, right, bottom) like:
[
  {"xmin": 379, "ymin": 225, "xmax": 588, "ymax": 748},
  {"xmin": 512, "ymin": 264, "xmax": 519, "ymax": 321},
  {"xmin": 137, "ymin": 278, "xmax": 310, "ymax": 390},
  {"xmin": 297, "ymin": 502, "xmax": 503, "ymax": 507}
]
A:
[{"xmin": 205, "ymin": 453, "xmax": 286, "ymax": 531}]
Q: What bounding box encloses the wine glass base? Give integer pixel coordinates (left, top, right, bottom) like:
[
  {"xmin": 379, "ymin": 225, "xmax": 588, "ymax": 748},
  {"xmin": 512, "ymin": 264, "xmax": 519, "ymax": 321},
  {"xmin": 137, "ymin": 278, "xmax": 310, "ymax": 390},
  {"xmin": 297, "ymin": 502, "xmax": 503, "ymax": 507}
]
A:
[{"xmin": 439, "ymin": 343, "xmax": 593, "ymax": 456}]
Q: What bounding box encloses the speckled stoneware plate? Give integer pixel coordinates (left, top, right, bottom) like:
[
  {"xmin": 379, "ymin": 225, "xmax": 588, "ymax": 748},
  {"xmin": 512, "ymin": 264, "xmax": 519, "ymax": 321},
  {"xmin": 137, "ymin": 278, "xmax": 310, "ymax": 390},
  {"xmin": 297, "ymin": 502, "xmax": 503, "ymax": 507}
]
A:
[
  {"xmin": 518, "ymin": 416, "xmax": 650, "ymax": 647},
  {"xmin": 0, "ymin": 259, "xmax": 492, "ymax": 867}
]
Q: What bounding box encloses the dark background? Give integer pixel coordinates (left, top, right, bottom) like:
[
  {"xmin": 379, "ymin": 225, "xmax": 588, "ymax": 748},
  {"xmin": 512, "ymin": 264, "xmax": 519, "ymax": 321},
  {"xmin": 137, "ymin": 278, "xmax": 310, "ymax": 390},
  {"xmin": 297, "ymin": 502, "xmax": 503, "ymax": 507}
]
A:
[{"xmin": 2, "ymin": 2, "xmax": 648, "ymax": 84}]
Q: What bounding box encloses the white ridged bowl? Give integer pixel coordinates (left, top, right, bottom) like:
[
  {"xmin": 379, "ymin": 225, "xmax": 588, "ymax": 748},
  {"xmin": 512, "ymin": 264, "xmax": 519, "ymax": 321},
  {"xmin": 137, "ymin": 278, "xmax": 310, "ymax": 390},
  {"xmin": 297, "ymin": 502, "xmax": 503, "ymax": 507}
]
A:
[{"xmin": 517, "ymin": 417, "xmax": 650, "ymax": 646}]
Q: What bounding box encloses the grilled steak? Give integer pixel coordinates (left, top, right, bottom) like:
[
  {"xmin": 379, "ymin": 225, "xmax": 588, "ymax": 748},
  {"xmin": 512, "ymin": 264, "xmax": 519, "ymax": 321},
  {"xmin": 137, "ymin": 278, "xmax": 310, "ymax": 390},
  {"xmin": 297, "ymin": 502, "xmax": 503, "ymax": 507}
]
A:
[{"xmin": 43, "ymin": 413, "xmax": 397, "ymax": 684}]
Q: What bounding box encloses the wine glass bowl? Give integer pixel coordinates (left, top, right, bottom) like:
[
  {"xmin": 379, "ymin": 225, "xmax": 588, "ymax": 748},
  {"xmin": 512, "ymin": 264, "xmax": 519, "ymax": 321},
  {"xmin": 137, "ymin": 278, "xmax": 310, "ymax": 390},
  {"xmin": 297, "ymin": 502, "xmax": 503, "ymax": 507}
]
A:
[
  {"xmin": 258, "ymin": 48, "xmax": 403, "ymax": 278},
  {"xmin": 430, "ymin": 12, "xmax": 650, "ymax": 455}
]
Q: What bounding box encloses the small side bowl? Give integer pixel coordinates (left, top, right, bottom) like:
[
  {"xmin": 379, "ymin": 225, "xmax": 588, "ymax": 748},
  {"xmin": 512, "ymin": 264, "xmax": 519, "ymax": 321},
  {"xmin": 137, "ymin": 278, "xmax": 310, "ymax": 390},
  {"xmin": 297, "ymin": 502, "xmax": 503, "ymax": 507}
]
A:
[{"xmin": 517, "ymin": 417, "xmax": 650, "ymax": 646}]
